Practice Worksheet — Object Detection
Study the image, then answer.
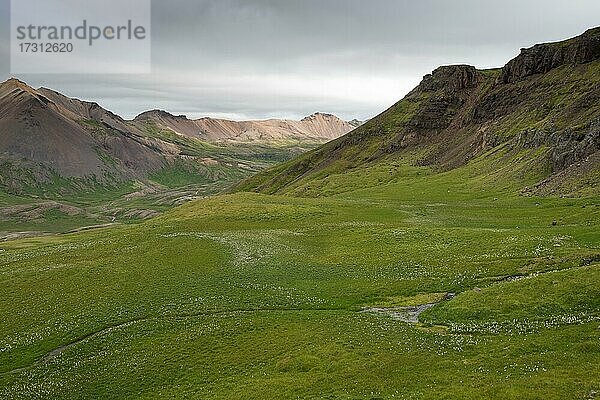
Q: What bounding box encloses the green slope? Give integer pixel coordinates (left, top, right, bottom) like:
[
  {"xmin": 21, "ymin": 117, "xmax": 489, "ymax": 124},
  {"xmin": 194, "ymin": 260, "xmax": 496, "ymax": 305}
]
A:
[
  {"xmin": 236, "ymin": 28, "xmax": 600, "ymax": 197},
  {"xmin": 0, "ymin": 171, "xmax": 598, "ymax": 399}
]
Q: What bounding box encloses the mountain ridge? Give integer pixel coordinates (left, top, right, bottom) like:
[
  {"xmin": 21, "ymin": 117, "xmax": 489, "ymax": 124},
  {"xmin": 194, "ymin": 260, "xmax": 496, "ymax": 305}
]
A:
[
  {"xmin": 133, "ymin": 110, "xmax": 356, "ymax": 143},
  {"xmin": 500, "ymin": 26, "xmax": 600, "ymax": 83},
  {"xmin": 236, "ymin": 27, "xmax": 600, "ymax": 196}
]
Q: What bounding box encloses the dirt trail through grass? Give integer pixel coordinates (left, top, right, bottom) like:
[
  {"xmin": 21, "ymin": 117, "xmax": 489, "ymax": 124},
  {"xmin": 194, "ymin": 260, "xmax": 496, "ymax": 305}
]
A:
[{"xmin": 3, "ymin": 307, "xmax": 349, "ymax": 376}]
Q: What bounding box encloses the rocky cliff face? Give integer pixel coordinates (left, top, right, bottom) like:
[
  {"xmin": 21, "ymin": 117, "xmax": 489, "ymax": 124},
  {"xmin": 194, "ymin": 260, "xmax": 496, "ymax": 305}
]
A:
[
  {"xmin": 405, "ymin": 65, "xmax": 482, "ymax": 132},
  {"xmin": 500, "ymin": 27, "xmax": 600, "ymax": 83},
  {"xmin": 386, "ymin": 28, "xmax": 600, "ymax": 170},
  {"xmin": 418, "ymin": 65, "xmax": 479, "ymax": 92}
]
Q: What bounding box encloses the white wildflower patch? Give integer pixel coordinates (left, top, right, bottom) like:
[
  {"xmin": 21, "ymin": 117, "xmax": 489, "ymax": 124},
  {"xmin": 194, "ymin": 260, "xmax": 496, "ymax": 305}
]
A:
[
  {"xmin": 161, "ymin": 229, "xmax": 302, "ymax": 268},
  {"xmin": 0, "ymin": 240, "xmax": 107, "ymax": 276},
  {"xmin": 447, "ymin": 312, "xmax": 600, "ymax": 335}
]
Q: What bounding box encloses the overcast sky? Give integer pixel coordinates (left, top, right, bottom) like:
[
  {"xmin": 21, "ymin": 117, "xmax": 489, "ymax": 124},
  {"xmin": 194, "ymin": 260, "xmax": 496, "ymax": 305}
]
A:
[{"xmin": 1, "ymin": 0, "xmax": 599, "ymax": 121}]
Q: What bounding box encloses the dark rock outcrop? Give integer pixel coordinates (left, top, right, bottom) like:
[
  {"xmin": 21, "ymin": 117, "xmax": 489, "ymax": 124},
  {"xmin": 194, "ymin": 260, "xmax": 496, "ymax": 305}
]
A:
[
  {"xmin": 552, "ymin": 119, "xmax": 600, "ymax": 171},
  {"xmin": 514, "ymin": 119, "xmax": 600, "ymax": 171},
  {"xmin": 404, "ymin": 65, "xmax": 480, "ymax": 131},
  {"xmin": 419, "ymin": 65, "xmax": 479, "ymax": 93},
  {"xmin": 500, "ymin": 27, "xmax": 600, "ymax": 83}
]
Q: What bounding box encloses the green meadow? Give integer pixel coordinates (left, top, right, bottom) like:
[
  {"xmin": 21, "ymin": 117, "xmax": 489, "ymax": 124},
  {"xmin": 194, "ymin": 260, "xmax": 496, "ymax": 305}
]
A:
[{"xmin": 0, "ymin": 156, "xmax": 598, "ymax": 399}]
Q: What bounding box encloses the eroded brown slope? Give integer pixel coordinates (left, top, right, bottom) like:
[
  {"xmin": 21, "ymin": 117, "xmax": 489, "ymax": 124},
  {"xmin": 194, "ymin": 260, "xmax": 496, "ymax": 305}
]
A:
[
  {"xmin": 0, "ymin": 79, "xmax": 168, "ymax": 189},
  {"xmin": 0, "ymin": 79, "xmax": 106, "ymax": 178}
]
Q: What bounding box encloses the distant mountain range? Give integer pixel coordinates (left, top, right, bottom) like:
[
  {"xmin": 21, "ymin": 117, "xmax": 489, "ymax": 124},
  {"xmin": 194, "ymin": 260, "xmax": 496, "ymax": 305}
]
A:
[
  {"xmin": 238, "ymin": 27, "xmax": 600, "ymax": 197},
  {"xmin": 0, "ymin": 78, "xmax": 357, "ymax": 195},
  {"xmin": 134, "ymin": 110, "xmax": 357, "ymax": 143}
]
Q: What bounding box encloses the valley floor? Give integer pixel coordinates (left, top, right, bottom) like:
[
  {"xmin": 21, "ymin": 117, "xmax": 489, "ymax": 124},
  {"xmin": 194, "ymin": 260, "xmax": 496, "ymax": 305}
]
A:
[{"xmin": 0, "ymin": 166, "xmax": 599, "ymax": 399}]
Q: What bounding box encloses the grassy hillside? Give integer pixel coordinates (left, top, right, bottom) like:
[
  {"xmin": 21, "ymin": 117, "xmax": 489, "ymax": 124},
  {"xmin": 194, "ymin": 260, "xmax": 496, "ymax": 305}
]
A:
[
  {"xmin": 236, "ymin": 29, "xmax": 600, "ymax": 196},
  {"xmin": 0, "ymin": 162, "xmax": 598, "ymax": 399}
]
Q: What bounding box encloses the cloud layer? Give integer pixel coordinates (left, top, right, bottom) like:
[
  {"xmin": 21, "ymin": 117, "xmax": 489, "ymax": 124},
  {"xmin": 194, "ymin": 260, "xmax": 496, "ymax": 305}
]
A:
[{"xmin": 1, "ymin": 0, "xmax": 599, "ymax": 120}]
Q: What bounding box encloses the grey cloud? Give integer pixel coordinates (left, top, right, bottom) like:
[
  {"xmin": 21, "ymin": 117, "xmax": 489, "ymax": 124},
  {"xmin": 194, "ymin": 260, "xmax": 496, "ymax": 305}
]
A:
[{"xmin": 1, "ymin": 0, "xmax": 599, "ymax": 120}]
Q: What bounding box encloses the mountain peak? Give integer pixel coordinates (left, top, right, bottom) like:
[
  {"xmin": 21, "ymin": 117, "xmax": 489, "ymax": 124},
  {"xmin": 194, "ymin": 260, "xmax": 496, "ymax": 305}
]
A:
[
  {"xmin": 0, "ymin": 78, "xmax": 56, "ymax": 111},
  {"xmin": 2, "ymin": 77, "xmax": 26, "ymax": 86},
  {"xmin": 301, "ymin": 112, "xmax": 338, "ymax": 122},
  {"xmin": 135, "ymin": 109, "xmax": 189, "ymax": 121},
  {"xmin": 0, "ymin": 77, "xmax": 37, "ymax": 94},
  {"xmin": 2, "ymin": 77, "xmax": 15, "ymax": 85}
]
